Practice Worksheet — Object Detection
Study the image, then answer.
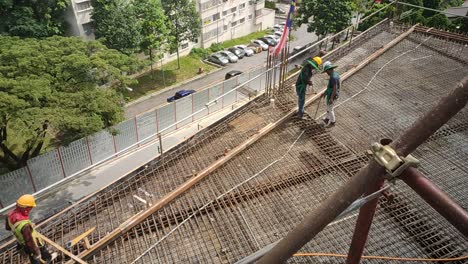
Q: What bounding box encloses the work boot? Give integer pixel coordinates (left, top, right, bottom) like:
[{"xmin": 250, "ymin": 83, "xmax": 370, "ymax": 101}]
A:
[
  {"xmin": 325, "ymin": 121, "xmax": 336, "ymax": 128},
  {"xmin": 322, "ymin": 118, "xmax": 329, "ymax": 125}
]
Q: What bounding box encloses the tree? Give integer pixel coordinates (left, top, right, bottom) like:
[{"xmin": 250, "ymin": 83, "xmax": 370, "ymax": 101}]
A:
[
  {"xmin": 358, "ymin": 3, "xmax": 395, "ymax": 31},
  {"xmin": 295, "ymin": 0, "xmax": 354, "ymax": 38},
  {"xmin": 426, "ymin": 13, "xmax": 452, "ymax": 29},
  {"xmin": 422, "ymin": 0, "xmax": 441, "ymax": 17},
  {"xmin": 0, "ymin": 36, "xmax": 144, "ymax": 172},
  {"xmin": 162, "ymin": 0, "xmax": 201, "ymax": 69},
  {"xmin": 0, "ymin": 0, "xmax": 68, "ymax": 38},
  {"xmin": 134, "ymin": 0, "xmax": 171, "ymax": 74},
  {"xmin": 91, "ymin": 0, "xmax": 143, "ymax": 54}
]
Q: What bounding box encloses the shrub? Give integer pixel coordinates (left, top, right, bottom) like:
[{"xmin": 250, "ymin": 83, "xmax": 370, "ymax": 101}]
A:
[{"xmin": 190, "ymin": 48, "xmax": 209, "ymax": 59}]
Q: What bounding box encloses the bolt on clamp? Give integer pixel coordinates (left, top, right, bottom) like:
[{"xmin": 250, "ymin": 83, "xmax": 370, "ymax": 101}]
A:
[{"xmin": 368, "ymin": 142, "xmax": 420, "ymax": 180}]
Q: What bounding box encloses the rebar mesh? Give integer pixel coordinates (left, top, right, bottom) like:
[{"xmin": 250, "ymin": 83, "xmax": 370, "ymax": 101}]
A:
[{"xmin": 1, "ymin": 21, "xmax": 467, "ymax": 264}]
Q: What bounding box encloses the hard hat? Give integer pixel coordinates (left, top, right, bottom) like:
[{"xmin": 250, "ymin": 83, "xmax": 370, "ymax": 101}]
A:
[
  {"xmin": 323, "ymin": 61, "xmax": 332, "ymax": 69},
  {"xmin": 323, "ymin": 62, "xmax": 338, "ymax": 72},
  {"xmin": 17, "ymin": 194, "xmax": 36, "ymax": 208},
  {"xmin": 312, "ymin": 56, "xmax": 322, "ymax": 66}
]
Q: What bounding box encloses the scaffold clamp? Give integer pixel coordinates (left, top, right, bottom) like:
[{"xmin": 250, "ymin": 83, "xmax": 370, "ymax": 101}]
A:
[{"xmin": 370, "ymin": 142, "xmax": 419, "ymax": 180}]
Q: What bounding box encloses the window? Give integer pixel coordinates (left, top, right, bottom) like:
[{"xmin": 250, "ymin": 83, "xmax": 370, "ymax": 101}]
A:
[
  {"xmin": 82, "ymin": 22, "xmax": 93, "ymax": 35},
  {"xmin": 223, "ymin": 10, "xmax": 227, "ymax": 16},
  {"xmin": 223, "ymin": 25, "xmax": 228, "ymax": 31},
  {"xmin": 200, "ymin": 0, "xmax": 221, "ymax": 11},
  {"xmin": 240, "ymin": 18, "xmax": 245, "ymax": 24},
  {"xmin": 181, "ymin": 43, "xmax": 189, "ymax": 50},
  {"xmin": 231, "ymin": 7, "xmax": 237, "ymax": 12},
  {"xmin": 248, "ymin": 14, "xmax": 253, "ymax": 20},
  {"xmin": 232, "ymin": 21, "xmax": 237, "ymax": 27},
  {"xmin": 213, "ymin": 13, "xmax": 220, "ymax": 21},
  {"xmin": 76, "ymin": 1, "xmax": 92, "ymax": 11},
  {"xmin": 239, "ymin": 3, "xmax": 246, "ymax": 9}
]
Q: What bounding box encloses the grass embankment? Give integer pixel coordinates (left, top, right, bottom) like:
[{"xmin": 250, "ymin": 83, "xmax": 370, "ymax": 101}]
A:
[{"xmin": 125, "ymin": 56, "xmax": 216, "ymax": 101}]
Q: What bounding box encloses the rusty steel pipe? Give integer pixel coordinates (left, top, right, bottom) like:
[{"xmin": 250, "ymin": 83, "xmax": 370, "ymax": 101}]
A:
[
  {"xmin": 400, "ymin": 167, "xmax": 468, "ymax": 238},
  {"xmin": 258, "ymin": 77, "xmax": 468, "ymax": 264},
  {"xmin": 345, "ymin": 178, "xmax": 385, "ymax": 264}
]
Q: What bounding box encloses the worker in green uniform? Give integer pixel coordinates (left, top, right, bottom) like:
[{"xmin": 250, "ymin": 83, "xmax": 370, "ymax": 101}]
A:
[
  {"xmin": 295, "ymin": 56, "xmax": 322, "ymax": 119},
  {"xmin": 322, "ymin": 62, "xmax": 341, "ymax": 127}
]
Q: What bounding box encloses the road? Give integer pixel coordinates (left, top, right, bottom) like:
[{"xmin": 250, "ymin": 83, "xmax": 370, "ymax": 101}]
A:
[{"xmin": 125, "ymin": 16, "xmax": 318, "ymax": 118}]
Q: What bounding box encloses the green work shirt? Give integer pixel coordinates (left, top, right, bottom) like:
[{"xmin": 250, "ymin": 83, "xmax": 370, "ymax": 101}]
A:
[{"xmin": 326, "ymin": 71, "xmax": 341, "ymax": 102}]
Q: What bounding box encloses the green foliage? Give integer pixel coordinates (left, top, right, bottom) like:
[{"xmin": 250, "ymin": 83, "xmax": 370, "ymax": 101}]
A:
[
  {"xmin": 265, "ymin": 1, "xmax": 276, "ymax": 9},
  {"xmin": 0, "ymin": 36, "xmax": 144, "ymax": 171},
  {"xmin": 0, "ymin": 0, "xmax": 68, "ymax": 37},
  {"xmin": 91, "ymin": 0, "xmax": 143, "ymax": 54},
  {"xmin": 209, "ymin": 43, "xmax": 224, "ymax": 53},
  {"xmin": 422, "ymin": 0, "xmax": 441, "ymax": 17},
  {"xmin": 162, "ymin": 0, "xmax": 201, "ymax": 69},
  {"xmin": 426, "ymin": 13, "xmax": 452, "ymax": 29},
  {"xmin": 358, "ymin": 3, "xmax": 395, "ymax": 31},
  {"xmin": 295, "ymin": 0, "xmax": 354, "ymax": 37},
  {"xmin": 134, "ymin": 0, "xmax": 171, "ymax": 63},
  {"xmin": 190, "ymin": 48, "xmax": 209, "ymax": 59}
]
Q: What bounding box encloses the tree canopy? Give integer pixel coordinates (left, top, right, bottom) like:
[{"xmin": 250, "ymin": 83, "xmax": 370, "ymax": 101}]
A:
[
  {"xmin": 0, "ymin": 36, "xmax": 144, "ymax": 172},
  {"xmin": 91, "ymin": 0, "xmax": 170, "ymax": 57},
  {"xmin": 161, "ymin": 0, "xmax": 201, "ymax": 69},
  {"xmin": 0, "ymin": 0, "xmax": 68, "ymax": 38},
  {"xmin": 295, "ymin": 0, "xmax": 354, "ymax": 37}
]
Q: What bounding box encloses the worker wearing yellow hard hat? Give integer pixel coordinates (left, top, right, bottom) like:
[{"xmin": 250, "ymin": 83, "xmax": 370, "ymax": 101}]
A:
[
  {"xmin": 5, "ymin": 195, "xmax": 53, "ymax": 263},
  {"xmin": 295, "ymin": 56, "xmax": 322, "ymax": 119}
]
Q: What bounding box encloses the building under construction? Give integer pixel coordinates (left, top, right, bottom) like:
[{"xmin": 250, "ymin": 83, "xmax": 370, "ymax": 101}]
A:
[{"xmin": 1, "ymin": 17, "xmax": 467, "ymax": 264}]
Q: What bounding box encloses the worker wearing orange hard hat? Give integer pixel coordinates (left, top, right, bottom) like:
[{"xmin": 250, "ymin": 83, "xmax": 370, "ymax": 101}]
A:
[
  {"xmin": 5, "ymin": 195, "xmax": 52, "ymax": 263},
  {"xmin": 295, "ymin": 56, "xmax": 322, "ymax": 119}
]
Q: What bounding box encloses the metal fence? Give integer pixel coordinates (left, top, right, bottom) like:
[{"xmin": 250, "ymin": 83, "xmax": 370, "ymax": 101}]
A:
[{"xmin": 0, "ymin": 66, "xmax": 268, "ymax": 209}]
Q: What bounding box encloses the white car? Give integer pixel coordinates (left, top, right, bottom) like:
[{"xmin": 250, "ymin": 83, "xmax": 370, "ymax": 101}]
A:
[
  {"xmin": 235, "ymin": 45, "xmax": 255, "ymax": 57},
  {"xmin": 273, "ymin": 24, "xmax": 283, "ymax": 31},
  {"xmin": 251, "ymin": 39, "xmax": 269, "ymax": 51},
  {"xmin": 265, "ymin": 35, "xmax": 280, "ymax": 43},
  {"xmin": 274, "ymin": 31, "xmax": 289, "ymax": 40},
  {"xmin": 219, "ymin": 50, "xmax": 239, "ymax": 63}
]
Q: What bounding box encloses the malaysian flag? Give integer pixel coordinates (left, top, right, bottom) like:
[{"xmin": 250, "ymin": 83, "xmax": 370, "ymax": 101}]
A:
[{"xmin": 272, "ymin": 0, "xmax": 296, "ymax": 56}]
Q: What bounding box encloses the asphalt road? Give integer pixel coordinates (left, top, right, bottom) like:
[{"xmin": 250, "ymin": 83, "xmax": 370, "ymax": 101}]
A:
[{"xmin": 125, "ymin": 16, "xmax": 318, "ymax": 118}]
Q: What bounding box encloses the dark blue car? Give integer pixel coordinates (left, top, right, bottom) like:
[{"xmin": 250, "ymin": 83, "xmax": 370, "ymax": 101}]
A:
[{"xmin": 167, "ymin": 89, "xmax": 196, "ymax": 103}]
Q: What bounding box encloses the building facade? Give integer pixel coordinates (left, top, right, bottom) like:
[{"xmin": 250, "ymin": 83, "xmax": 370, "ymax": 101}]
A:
[
  {"xmin": 197, "ymin": 0, "xmax": 275, "ymax": 48},
  {"xmin": 66, "ymin": 0, "xmax": 95, "ymax": 41}
]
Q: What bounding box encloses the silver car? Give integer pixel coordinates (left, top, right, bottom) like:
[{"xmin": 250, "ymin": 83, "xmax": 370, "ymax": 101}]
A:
[
  {"xmin": 219, "ymin": 51, "xmax": 238, "ymax": 63},
  {"xmin": 208, "ymin": 53, "xmax": 229, "ymax": 66},
  {"xmin": 235, "ymin": 45, "xmax": 254, "ymax": 57},
  {"xmin": 251, "ymin": 40, "xmax": 269, "ymax": 51},
  {"xmin": 264, "ymin": 35, "xmax": 279, "ymax": 45}
]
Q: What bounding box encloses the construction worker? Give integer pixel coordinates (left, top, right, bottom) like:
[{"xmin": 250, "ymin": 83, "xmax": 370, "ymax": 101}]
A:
[
  {"xmin": 295, "ymin": 56, "xmax": 322, "ymax": 119},
  {"xmin": 5, "ymin": 194, "xmax": 52, "ymax": 264},
  {"xmin": 322, "ymin": 61, "xmax": 340, "ymax": 127}
]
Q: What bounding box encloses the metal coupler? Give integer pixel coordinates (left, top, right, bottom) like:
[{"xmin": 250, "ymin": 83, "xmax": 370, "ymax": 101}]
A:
[{"xmin": 369, "ymin": 141, "xmax": 419, "ymax": 180}]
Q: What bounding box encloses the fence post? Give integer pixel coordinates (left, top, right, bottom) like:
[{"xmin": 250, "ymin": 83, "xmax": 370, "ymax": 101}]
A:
[
  {"xmin": 25, "ymin": 163, "xmax": 37, "ymax": 192},
  {"xmin": 112, "ymin": 134, "xmax": 118, "ymax": 155},
  {"xmin": 134, "ymin": 116, "xmax": 139, "ymax": 147},
  {"xmin": 155, "ymin": 110, "xmax": 159, "ymax": 133},
  {"xmin": 192, "ymin": 95, "xmax": 195, "ymax": 122},
  {"xmin": 85, "ymin": 137, "xmax": 93, "ymax": 165},
  {"xmin": 174, "ymin": 102, "xmax": 177, "ymax": 129},
  {"xmin": 158, "ymin": 133, "xmax": 163, "ymax": 156},
  {"xmin": 57, "ymin": 147, "xmax": 67, "ymax": 178}
]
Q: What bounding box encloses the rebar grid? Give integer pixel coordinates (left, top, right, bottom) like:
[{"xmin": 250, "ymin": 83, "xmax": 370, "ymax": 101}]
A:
[{"xmin": 2, "ymin": 22, "xmax": 467, "ymax": 264}]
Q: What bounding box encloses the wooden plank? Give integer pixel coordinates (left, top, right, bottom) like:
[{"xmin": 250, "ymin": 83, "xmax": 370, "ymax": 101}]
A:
[
  {"xmin": 66, "ymin": 25, "xmax": 417, "ymax": 263},
  {"xmin": 37, "ymin": 233, "xmax": 87, "ymax": 264}
]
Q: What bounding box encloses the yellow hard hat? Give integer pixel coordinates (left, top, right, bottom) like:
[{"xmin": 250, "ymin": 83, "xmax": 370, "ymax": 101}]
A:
[
  {"xmin": 312, "ymin": 56, "xmax": 322, "ymax": 66},
  {"xmin": 17, "ymin": 194, "xmax": 36, "ymax": 208}
]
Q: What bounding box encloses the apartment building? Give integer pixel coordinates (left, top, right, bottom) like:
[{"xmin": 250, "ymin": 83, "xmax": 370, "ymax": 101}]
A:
[
  {"xmin": 65, "ymin": 0, "xmax": 95, "ymax": 40},
  {"xmin": 198, "ymin": 0, "xmax": 275, "ymax": 48}
]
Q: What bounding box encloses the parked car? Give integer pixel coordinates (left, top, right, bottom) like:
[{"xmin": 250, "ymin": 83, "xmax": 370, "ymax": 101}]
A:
[
  {"xmin": 219, "ymin": 50, "xmax": 239, "ymax": 63},
  {"xmin": 273, "ymin": 24, "xmax": 283, "ymax": 32},
  {"xmin": 274, "ymin": 31, "xmax": 289, "ymax": 40},
  {"xmin": 228, "ymin": 47, "xmax": 245, "ymax": 59},
  {"xmin": 279, "ymin": 21, "xmax": 286, "ymax": 26},
  {"xmin": 235, "ymin": 45, "xmax": 255, "ymax": 56},
  {"xmin": 263, "ymin": 35, "xmax": 279, "ymax": 45},
  {"xmin": 251, "ymin": 39, "xmax": 269, "ymax": 50},
  {"xmin": 247, "ymin": 44, "xmax": 262, "ymax": 54},
  {"xmin": 275, "ymin": 8, "xmax": 286, "ymax": 15},
  {"xmin": 258, "ymin": 37, "xmax": 276, "ymax": 47},
  {"xmin": 207, "ymin": 53, "xmax": 229, "ymax": 66},
  {"xmin": 225, "ymin": 70, "xmax": 243, "ymax": 80},
  {"xmin": 167, "ymin": 89, "xmax": 196, "ymax": 103}
]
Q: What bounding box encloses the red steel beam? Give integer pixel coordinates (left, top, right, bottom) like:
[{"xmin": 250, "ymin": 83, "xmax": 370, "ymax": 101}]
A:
[{"xmin": 400, "ymin": 167, "xmax": 468, "ymax": 239}]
